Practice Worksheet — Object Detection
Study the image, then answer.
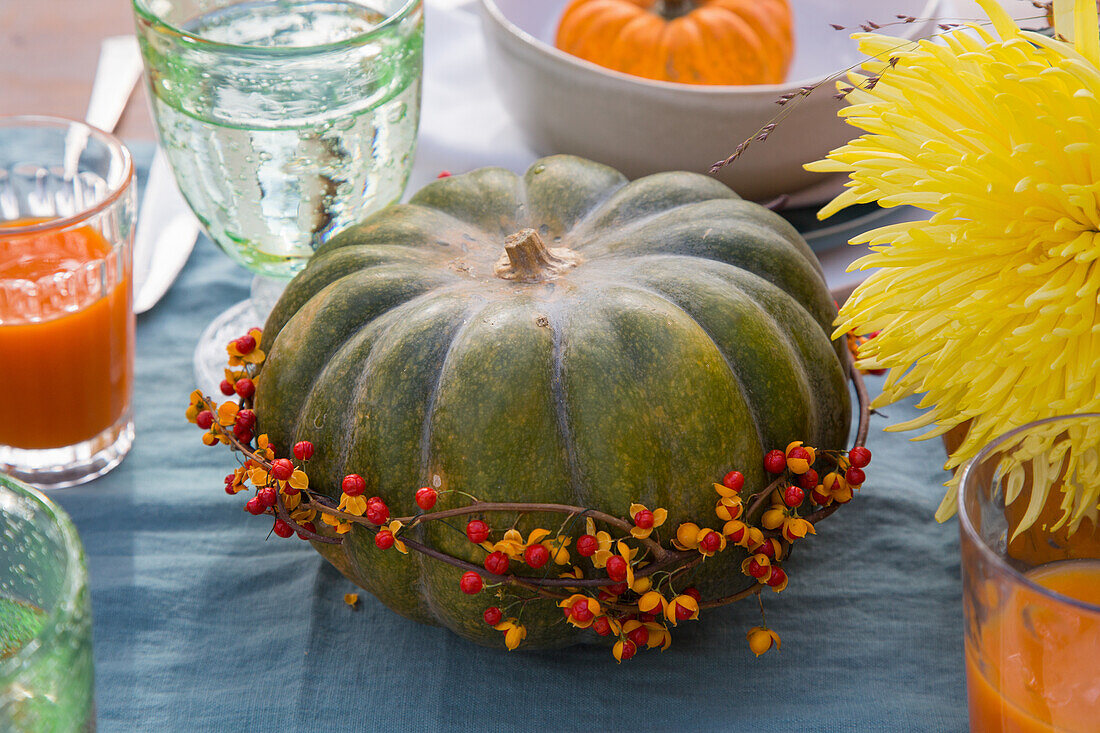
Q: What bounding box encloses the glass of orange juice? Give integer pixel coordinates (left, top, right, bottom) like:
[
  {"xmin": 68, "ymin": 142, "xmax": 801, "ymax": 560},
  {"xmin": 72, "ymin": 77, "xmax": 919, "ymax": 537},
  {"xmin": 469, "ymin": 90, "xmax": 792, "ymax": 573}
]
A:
[
  {"xmin": 0, "ymin": 115, "xmax": 136, "ymax": 488},
  {"xmin": 959, "ymin": 414, "xmax": 1100, "ymax": 733}
]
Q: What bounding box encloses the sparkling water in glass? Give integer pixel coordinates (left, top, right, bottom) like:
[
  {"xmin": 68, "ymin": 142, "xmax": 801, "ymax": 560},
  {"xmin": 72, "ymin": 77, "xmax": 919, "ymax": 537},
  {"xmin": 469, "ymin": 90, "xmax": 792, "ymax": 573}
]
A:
[
  {"xmin": 133, "ymin": 0, "xmax": 423, "ymax": 393},
  {"xmin": 0, "ymin": 473, "xmax": 94, "ymax": 730},
  {"xmin": 134, "ymin": 0, "xmax": 424, "ymax": 280}
]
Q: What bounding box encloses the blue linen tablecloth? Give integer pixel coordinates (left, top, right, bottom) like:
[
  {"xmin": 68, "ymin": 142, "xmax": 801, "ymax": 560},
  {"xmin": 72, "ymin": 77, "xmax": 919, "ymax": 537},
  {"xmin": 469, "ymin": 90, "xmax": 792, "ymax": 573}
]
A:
[{"xmin": 48, "ymin": 146, "xmax": 967, "ymax": 732}]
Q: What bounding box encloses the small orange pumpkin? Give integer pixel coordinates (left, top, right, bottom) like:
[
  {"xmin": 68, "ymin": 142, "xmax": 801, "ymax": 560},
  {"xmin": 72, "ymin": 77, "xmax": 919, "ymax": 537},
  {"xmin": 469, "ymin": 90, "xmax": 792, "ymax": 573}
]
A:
[{"xmin": 555, "ymin": 0, "xmax": 794, "ymax": 85}]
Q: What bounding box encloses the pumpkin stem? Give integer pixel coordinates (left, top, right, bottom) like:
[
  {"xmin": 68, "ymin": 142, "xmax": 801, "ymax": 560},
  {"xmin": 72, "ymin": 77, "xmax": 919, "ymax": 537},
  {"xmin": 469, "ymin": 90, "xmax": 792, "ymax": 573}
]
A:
[
  {"xmin": 656, "ymin": 0, "xmax": 694, "ymax": 20},
  {"xmin": 494, "ymin": 229, "xmax": 580, "ymax": 283}
]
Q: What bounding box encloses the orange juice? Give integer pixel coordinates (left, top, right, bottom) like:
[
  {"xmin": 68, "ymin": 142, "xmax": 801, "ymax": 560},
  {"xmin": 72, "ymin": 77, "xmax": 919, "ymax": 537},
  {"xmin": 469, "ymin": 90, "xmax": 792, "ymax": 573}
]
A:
[
  {"xmin": 965, "ymin": 560, "xmax": 1100, "ymax": 732},
  {"xmin": 0, "ymin": 219, "xmax": 133, "ymax": 449}
]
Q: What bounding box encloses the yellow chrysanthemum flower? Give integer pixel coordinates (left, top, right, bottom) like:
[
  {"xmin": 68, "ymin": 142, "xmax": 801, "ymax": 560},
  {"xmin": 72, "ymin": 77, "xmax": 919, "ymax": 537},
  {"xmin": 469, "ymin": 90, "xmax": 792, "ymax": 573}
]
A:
[{"xmin": 808, "ymin": 0, "xmax": 1100, "ymax": 535}]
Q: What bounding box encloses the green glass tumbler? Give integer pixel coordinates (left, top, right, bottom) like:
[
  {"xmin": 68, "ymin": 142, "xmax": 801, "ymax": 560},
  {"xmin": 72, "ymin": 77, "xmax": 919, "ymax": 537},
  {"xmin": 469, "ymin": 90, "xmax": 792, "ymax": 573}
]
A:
[{"xmin": 0, "ymin": 473, "xmax": 94, "ymax": 731}]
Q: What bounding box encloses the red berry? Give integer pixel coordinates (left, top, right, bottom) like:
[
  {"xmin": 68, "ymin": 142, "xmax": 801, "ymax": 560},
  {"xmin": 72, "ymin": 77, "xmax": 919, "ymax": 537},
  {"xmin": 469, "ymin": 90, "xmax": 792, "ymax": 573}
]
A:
[
  {"xmin": 700, "ymin": 530, "xmax": 721, "ymax": 553},
  {"xmin": 415, "ymin": 487, "xmax": 437, "ymax": 511},
  {"xmin": 374, "ymin": 530, "xmax": 395, "ymax": 549},
  {"xmin": 341, "ymin": 474, "xmax": 366, "ymax": 497},
  {"xmin": 235, "ymin": 334, "xmax": 256, "ymax": 354},
  {"xmin": 767, "ymin": 567, "xmax": 788, "ymax": 587},
  {"xmin": 235, "ymin": 409, "xmax": 256, "ymax": 429},
  {"xmin": 483, "ymin": 607, "xmax": 502, "ymax": 626},
  {"xmin": 725, "ymin": 523, "xmax": 746, "ymax": 543},
  {"xmin": 639, "ymin": 612, "xmax": 656, "ymax": 623},
  {"xmin": 593, "ymin": 616, "xmax": 613, "ymax": 636},
  {"xmin": 257, "ymin": 487, "xmax": 278, "ymax": 508},
  {"xmin": 722, "ymin": 470, "xmax": 745, "ymax": 492},
  {"xmin": 764, "ymin": 449, "xmax": 787, "ymax": 474},
  {"xmin": 293, "ymin": 441, "xmax": 314, "ymax": 461},
  {"xmin": 233, "ymin": 423, "xmax": 253, "ymax": 442},
  {"xmin": 524, "ymin": 544, "xmax": 550, "ymax": 569},
  {"xmin": 234, "ymin": 378, "xmax": 255, "ymax": 399},
  {"xmin": 618, "ymin": 639, "xmax": 637, "ymax": 660},
  {"xmin": 484, "ymin": 551, "xmax": 510, "ymax": 575},
  {"xmin": 272, "ymin": 519, "xmax": 293, "ymax": 538},
  {"xmin": 798, "ymin": 469, "xmax": 819, "ymax": 491},
  {"xmin": 674, "ymin": 602, "xmax": 694, "ymax": 621},
  {"xmin": 683, "ymin": 587, "xmax": 701, "ymax": 602},
  {"xmin": 783, "ymin": 485, "xmax": 805, "ymax": 508},
  {"xmin": 365, "ymin": 502, "xmax": 389, "ymax": 525},
  {"xmin": 788, "ymin": 446, "xmax": 811, "ymax": 464},
  {"xmin": 244, "ymin": 497, "xmax": 265, "ymax": 515},
  {"xmin": 270, "ymin": 458, "xmax": 294, "ymax": 481},
  {"xmin": 628, "ymin": 625, "xmax": 649, "ymax": 648},
  {"xmin": 846, "ymin": 467, "xmax": 866, "ymax": 486},
  {"xmin": 571, "ymin": 599, "xmax": 593, "ymax": 623},
  {"xmin": 604, "ymin": 582, "xmax": 628, "ymax": 596},
  {"xmin": 606, "ymin": 555, "xmax": 628, "ymax": 582},
  {"xmin": 634, "ymin": 509, "xmax": 655, "ymax": 530},
  {"xmin": 219, "ymin": 379, "xmax": 236, "ymax": 396},
  {"xmin": 576, "ymin": 534, "xmax": 599, "ymax": 557},
  {"xmin": 195, "ymin": 410, "xmax": 214, "ymax": 430},
  {"xmin": 296, "ymin": 522, "xmax": 317, "ymax": 540},
  {"xmin": 758, "ymin": 538, "xmax": 781, "ymax": 559},
  {"xmin": 849, "ymin": 446, "xmax": 872, "ymax": 468},
  {"xmin": 748, "ymin": 558, "xmax": 768, "ymax": 578},
  {"xmin": 437, "ymin": 170, "xmax": 452, "ymax": 178},
  {"xmin": 812, "ymin": 488, "xmax": 831, "ymax": 505},
  {"xmin": 459, "ymin": 571, "xmax": 483, "ymax": 594},
  {"xmin": 466, "ymin": 520, "xmax": 490, "ymax": 544}
]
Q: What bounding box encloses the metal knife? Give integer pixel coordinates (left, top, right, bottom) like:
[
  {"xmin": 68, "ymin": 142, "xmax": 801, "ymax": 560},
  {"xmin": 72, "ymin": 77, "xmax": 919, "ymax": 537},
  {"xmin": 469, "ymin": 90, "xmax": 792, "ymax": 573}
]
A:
[
  {"xmin": 76, "ymin": 35, "xmax": 201, "ymax": 313},
  {"xmin": 133, "ymin": 148, "xmax": 202, "ymax": 314},
  {"xmin": 65, "ymin": 36, "xmax": 144, "ymax": 176}
]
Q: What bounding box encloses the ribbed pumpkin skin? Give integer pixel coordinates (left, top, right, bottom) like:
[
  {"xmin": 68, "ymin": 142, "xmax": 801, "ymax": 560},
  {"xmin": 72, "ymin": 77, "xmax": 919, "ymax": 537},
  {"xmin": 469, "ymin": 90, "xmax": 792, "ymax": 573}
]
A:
[
  {"xmin": 555, "ymin": 0, "xmax": 794, "ymax": 85},
  {"xmin": 256, "ymin": 156, "xmax": 849, "ymax": 649}
]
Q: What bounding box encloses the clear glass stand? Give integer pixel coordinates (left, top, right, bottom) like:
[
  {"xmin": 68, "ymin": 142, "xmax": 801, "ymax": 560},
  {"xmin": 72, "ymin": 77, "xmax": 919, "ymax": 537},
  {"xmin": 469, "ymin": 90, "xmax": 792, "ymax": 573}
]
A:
[{"xmin": 193, "ymin": 273, "xmax": 289, "ymax": 397}]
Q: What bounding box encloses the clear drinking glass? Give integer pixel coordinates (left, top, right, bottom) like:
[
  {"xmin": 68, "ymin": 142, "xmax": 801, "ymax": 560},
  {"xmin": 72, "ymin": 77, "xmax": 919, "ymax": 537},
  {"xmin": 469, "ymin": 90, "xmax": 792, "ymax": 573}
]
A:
[
  {"xmin": 0, "ymin": 472, "xmax": 95, "ymax": 730},
  {"xmin": 132, "ymin": 0, "xmax": 425, "ymax": 393},
  {"xmin": 959, "ymin": 415, "xmax": 1100, "ymax": 733},
  {"xmin": 0, "ymin": 116, "xmax": 136, "ymax": 489}
]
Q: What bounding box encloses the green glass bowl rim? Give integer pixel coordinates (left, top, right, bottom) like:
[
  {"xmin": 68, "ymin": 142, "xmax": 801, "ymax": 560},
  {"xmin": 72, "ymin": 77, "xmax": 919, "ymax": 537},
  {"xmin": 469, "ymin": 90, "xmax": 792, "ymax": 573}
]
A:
[
  {"xmin": 0, "ymin": 473, "xmax": 88, "ymax": 681},
  {"xmin": 132, "ymin": 0, "xmax": 422, "ymax": 55},
  {"xmin": 957, "ymin": 412, "xmax": 1100, "ymax": 616}
]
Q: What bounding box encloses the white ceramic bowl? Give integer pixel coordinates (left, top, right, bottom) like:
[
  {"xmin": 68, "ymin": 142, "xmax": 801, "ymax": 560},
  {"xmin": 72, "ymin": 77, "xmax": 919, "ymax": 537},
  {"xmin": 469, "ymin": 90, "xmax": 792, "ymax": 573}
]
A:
[{"xmin": 480, "ymin": 0, "xmax": 945, "ymax": 201}]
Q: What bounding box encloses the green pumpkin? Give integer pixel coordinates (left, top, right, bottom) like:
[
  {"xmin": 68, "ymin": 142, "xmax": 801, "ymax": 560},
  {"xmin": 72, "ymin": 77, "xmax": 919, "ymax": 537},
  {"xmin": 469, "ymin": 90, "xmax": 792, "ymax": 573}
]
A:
[{"xmin": 256, "ymin": 155, "xmax": 850, "ymax": 649}]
